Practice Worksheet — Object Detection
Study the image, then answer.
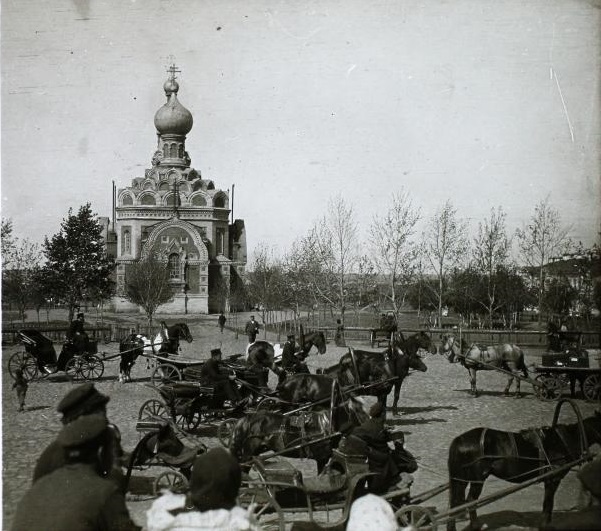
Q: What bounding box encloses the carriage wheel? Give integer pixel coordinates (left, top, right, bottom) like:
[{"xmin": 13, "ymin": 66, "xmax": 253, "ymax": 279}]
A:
[
  {"xmin": 79, "ymin": 356, "xmax": 105, "ymax": 380},
  {"xmin": 583, "ymin": 374, "xmax": 601, "ymax": 403},
  {"xmin": 150, "ymin": 363, "xmax": 182, "ymax": 385},
  {"xmin": 8, "ymin": 351, "xmax": 38, "ymax": 382},
  {"xmin": 534, "ymin": 374, "xmax": 565, "ymax": 401},
  {"xmin": 152, "ymin": 470, "xmax": 188, "ymax": 496},
  {"xmin": 395, "ymin": 504, "xmax": 437, "ymax": 530},
  {"xmin": 173, "ymin": 407, "xmax": 202, "ymax": 432},
  {"xmin": 65, "ymin": 357, "xmax": 85, "ymax": 380},
  {"xmin": 217, "ymin": 418, "xmax": 239, "ymax": 447},
  {"xmin": 138, "ymin": 399, "xmax": 169, "ymax": 422}
]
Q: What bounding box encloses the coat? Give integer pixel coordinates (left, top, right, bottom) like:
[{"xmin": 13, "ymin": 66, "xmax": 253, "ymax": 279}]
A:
[
  {"xmin": 244, "ymin": 320, "xmax": 259, "ymax": 336},
  {"xmin": 199, "ymin": 358, "xmax": 229, "ymax": 384},
  {"xmin": 13, "ymin": 463, "xmax": 139, "ymax": 531},
  {"xmin": 281, "ymin": 340, "xmax": 298, "ymax": 369}
]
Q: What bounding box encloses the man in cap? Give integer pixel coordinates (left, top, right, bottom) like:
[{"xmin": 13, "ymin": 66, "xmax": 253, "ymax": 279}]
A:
[
  {"xmin": 13, "ymin": 414, "xmax": 140, "ymax": 531},
  {"xmin": 32, "ymin": 383, "xmax": 125, "ymax": 490},
  {"xmin": 244, "ymin": 315, "xmax": 260, "ymax": 344},
  {"xmin": 199, "ymin": 348, "xmax": 242, "ymax": 407},
  {"xmin": 338, "ymin": 402, "xmax": 417, "ymax": 493},
  {"xmin": 146, "ymin": 447, "xmax": 259, "ymax": 531}
]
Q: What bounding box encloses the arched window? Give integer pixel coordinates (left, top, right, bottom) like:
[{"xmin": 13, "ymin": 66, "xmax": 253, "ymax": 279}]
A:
[
  {"xmin": 169, "ymin": 253, "xmax": 180, "ymax": 279},
  {"xmin": 123, "ymin": 230, "xmax": 131, "ymax": 253},
  {"xmin": 214, "ymin": 195, "xmax": 225, "ymax": 208},
  {"xmin": 192, "ymin": 194, "xmax": 206, "ymax": 206},
  {"xmin": 122, "ymin": 194, "xmax": 133, "ymax": 206},
  {"xmin": 141, "ymin": 194, "xmax": 156, "ymax": 205}
]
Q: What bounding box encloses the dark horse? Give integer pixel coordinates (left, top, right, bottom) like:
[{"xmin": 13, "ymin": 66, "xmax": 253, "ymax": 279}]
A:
[
  {"xmin": 446, "ymin": 410, "xmax": 601, "ymax": 531},
  {"xmin": 229, "ymin": 395, "xmax": 369, "ymax": 472},
  {"xmin": 249, "ymin": 331, "xmax": 327, "ymax": 364},
  {"xmin": 321, "ymin": 332, "xmax": 432, "ymax": 414},
  {"xmin": 118, "ymin": 323, "xmax": 193, "ymax": 382},
  {"xmin": 440, "ymin": 333, "xmax": 528, "ymax": 397}
]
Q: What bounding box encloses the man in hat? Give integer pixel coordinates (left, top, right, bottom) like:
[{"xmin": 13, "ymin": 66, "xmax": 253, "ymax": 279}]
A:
[
  {"xmin": 67, "ymin": 311, "xmax": 89, "ymax": 355},
  {"xmin": 200, "ymin": 348, "xmax": 242, "ymax": 406},
  {"xmin": 32, "ymin": 383, "xmax": 125, "ymax": 490},
  {"xmin": 244, "ymin": 315, "xmax": 260, "ymax": 344},
  {"xmin": 13, "ymin": 414, "xmax": 140, "ymax": 531},
  {"xmin": 281, "ymin": 334, "xmax": 309, "ymax": 374},
  {"xmin": 146, "ymin": 447, "xmax": 259, "ymax": 531},
  {"xmin": 338, "ymin": 402, "xmax": 416, "ymax": 493}
]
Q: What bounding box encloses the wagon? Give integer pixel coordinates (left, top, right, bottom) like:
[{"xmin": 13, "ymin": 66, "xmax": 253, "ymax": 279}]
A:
[
  {"xmin": 8, "ymin": 329, "xmax": 104, "ymax": 382},
  {"xmin": 138, "ymin": 381, "xmax": 248, "ymax": 435},
  {"xmin": 124, "ymin": 419, "xmax": 206, "ymax": 497},
  {"xmin": 145, "ymin": 353, "xmax": 205, "ymax": 385},
  {"xmin": 533, "ymin": 348, "xmax": 601, "ymax": 403}
]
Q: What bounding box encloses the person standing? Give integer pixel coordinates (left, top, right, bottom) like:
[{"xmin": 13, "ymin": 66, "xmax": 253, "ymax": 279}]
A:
[
  {"xmin": 218, "ymin": 313, "xmax": 227, "ymax": 334},
  {"xmin": 12, "ymin": 369, "xmax": 28, "ymax": 412},
  {"xmin": 334, "ymin": 319, "xmax": 346, "ymax": 347},
  {"xmin": 158, "ymin": 321, "xmax": 171, "ymax": 354},
  {"xmin": 244, "ymin": 315, "xmax": 260, "ymax": 344},
  {"xmin": 33, "ymin": 383, "xmax": 125, "ymax": 491},
  {"xmin": 13, "ymin": 414, "xmax": 140, "ymax": 531}
]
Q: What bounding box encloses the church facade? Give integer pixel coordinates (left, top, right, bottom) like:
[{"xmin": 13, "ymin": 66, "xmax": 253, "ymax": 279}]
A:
[{"xmin": 107, "ymin": 68, "xmax": 247, "ymax": 314}]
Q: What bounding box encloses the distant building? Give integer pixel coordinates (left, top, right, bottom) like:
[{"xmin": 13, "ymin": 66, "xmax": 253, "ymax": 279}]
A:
[{"xmin": 106, "ymin": 66, "xmax": 247, "ymax": 314}]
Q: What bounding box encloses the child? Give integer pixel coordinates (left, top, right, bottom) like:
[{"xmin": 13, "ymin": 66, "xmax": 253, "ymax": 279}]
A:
[{"xmin": 12, "ymin": 369, "xmax": 28, "ymax": 412}]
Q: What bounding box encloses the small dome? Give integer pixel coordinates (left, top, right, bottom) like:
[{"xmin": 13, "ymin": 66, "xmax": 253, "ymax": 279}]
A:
[{"xmin": 154, "ymin": 81, "xmax": 193, "ymax": 136}]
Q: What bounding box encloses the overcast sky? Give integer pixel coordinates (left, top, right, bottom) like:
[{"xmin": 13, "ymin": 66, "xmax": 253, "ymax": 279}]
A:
[{"xmin": 2, "ymin": 0, "xmax": 600, "ymax": 258}]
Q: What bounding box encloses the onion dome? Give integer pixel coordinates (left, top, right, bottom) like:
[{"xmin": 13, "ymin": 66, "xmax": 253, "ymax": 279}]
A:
[{"xmin": 154, "ymin": 78, "xmax": 193, "ymax": 135}]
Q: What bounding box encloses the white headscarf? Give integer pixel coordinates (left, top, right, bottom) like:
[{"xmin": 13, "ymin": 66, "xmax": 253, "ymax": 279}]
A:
[{"xmin": 347, "ymin": 494, "xmax": 398, "ymax": 531}]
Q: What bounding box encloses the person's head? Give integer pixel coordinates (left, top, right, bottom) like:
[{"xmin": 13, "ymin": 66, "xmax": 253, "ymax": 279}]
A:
[
  {"xmin": 287, "ymin": 334, "xmax": 295, "ymax": 342},
  {"xmin": 160, "ymin": 321, "xmax": 167, "ymax": 328},
  {"xmin": 57, "ymin": 413, "xmax": 110, "ymax": 467},
  {"xmin": 210, "ymin": 348, "xmax": 222, "ymax": 360},
  {"xmin": 347, "ymin": 494, "xmax": 397, "ymax": 531},
  {"xmin": 57, "ymin": 383, "xmax": 110, "ymax": 424},
  {"xmin": 77, "ymin": 312, "xmax": 85, "ymax": 321},
  {"xmin": 369, "ymin": 402, "xmax": 385, "ymax": 419},
  {"xmin": 250, "ymin": 315, "xmax": 255, "ymax": 321},
  {"xmin": 190, "ymin": 447, "xmax": 241, "ymax": 511}
]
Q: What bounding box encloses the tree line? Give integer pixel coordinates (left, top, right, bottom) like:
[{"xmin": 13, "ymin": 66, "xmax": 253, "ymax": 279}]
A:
[{"xmin": 244, "ymin": 193, "xmax": 600, "ymax": 329}]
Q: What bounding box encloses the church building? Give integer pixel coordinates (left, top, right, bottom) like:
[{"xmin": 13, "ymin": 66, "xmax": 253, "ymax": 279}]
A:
[{"xmin": 107, "ymin": 67, "xmax": 247, "ymax": 314}]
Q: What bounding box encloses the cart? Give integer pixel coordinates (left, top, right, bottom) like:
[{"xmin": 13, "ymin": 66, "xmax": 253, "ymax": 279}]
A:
[
  {"xmin": 124, "ymin": 419, "xmax": 206, "ymax": 497},
  {"xmin": 147, "ymin": 354, "xmax": 205, "ymax": 385},
  {"xmin": 8, "ymin": 329, "xmax": 104, "ymax": 382}
]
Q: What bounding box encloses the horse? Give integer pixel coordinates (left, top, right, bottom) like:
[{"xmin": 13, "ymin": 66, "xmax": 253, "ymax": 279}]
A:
[
  {"xmin": 118, "ymin": 322, "xmax": 193, "ymax": 382},
  {"xmin": 446, "ymin": 411, "xmax": 601, "ymax": 531},
  {"xmin": 276, "ymin": 373, "xmax": 335, "ymax": 406},
  {"xmin": 229, "ymin": 395, "xmax": 369, "ymax": 472},
  {"xmin": 439, "ymin": 333, "xmax": 528, "ymax": 397}
]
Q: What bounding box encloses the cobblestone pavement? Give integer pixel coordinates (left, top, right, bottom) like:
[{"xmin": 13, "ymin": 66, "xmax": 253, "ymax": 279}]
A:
[{"xmin": 2, "ymin": 321, "xmax": 599, "ymax": 529}]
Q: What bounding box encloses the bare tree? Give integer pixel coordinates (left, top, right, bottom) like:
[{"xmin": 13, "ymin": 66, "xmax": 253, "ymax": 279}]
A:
[
  {"xmin": 473, "ymin": 207, "xmax": 511, "ymax": 327},
  {"xmin": 369, "ymin": 190, "xmax": 421, "ymax": 318},
  {"xmin": 307, "ymin": 195, "xmax": 358, "ymax": 323},
  {"xmin": 124, "ymin": 255, "xmax": 174, "ymax": 325},
  {"xmin": 423, "ymin": 200, "xmax": 469, "ymax": 326},
  {"xmin": 515, "ymin": 197, "xmax": 571, "ymax": 324}
]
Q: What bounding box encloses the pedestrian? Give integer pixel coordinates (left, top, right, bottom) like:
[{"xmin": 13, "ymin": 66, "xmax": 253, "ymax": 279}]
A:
[
  {"xmin": 13, "ymin": 414, "xmax": 140, "ymax": 531},
  {"xmin": 67, "ymin": 312, "xmax": 89, "ymax": 355},
  {"xmin": 244, "ymin": 315, "xmax": 260, "ymax": 344},
  {"xmin": 146, "ymin": 447, "xmax": 260, "ymax": 531},
  {"xmin": 334, "ymin": 319, "xmax": 345, "ymax": 347},
  {"xmin": 218, "ymin": 312, "xmax": 226, "ymax": 334},
  {"xmin": 32, "ymin": 382, "xmax": 125, "ymax": 492},
  {"xmin": 12, "ymin": 368, "xmax": 28, "ymax": 412}
]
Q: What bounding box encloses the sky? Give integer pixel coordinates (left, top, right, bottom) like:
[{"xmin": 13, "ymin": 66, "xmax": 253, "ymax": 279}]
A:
[{"xmin": 2, "ymin": 0, "xmax": 600, "ymax": 259}]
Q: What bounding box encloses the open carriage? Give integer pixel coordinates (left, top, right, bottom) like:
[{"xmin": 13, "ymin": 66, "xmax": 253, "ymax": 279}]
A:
[
  {"xmin": 8, "ymin": 329, "xmax": 104, "ymax": 382},
  {"xmin": 124, "ymin": 420, "xmax": 206, "ymax": 497}
]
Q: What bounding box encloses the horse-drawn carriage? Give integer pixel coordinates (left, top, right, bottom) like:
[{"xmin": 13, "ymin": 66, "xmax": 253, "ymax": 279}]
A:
[
  {"xmin": 8, "ymin": 329, "xmax": 104, "ymax": 382},
  {"xmin": 534, "ymin": 336, "xmax": 601, "ymax": 402}
]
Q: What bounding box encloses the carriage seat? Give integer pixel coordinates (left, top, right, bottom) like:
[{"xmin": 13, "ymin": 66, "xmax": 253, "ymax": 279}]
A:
[
  {"xmin": 137, "ymin": 422, "xmax": 201, "ymax": 468},
  {"xmin": 159, "ymin": 382, "xmax": 214, "ymax": 399},
  {"xmin": 328, "ymin": 448, "xmax": 369, "ymax": 477}
]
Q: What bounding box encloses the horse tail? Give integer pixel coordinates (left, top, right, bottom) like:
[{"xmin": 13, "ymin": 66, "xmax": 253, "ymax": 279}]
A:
[
  {"xmin": 518, "ymin": 347, "xmax": 529, "ymax": 378},
  {"xmin": 447, "ymin": 433, "xmax": 470, "ymax": 524}
]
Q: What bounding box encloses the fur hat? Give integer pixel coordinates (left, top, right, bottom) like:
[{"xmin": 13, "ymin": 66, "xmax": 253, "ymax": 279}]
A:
[
  {"xmin": 287, "ymin": 334, "xmax": 295, "ymax": 340},
  {"xmin": 210, "ymin": 348, "xmax": 222, "ymax": 357},
  {"xmin": 190, "ymin": 447, "xmax": 241, "ymax": 511},
  {"xmin": 77, "ymin": 313, "xmax": 85, "ymax": 319},
  {"xmin": 369, "ymin": 402, "xmax": 385, "ymax": 418},
  {"xmin": 57, "ymin": 383, "xmax": 110, "ymax": 423}
]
